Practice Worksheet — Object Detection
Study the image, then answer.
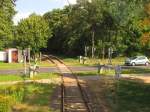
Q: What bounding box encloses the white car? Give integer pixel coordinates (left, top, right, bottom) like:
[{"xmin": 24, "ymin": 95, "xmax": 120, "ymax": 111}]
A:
[{"xmin": 125, "ymin": 56, "xmax": 150, "ymax": 66}]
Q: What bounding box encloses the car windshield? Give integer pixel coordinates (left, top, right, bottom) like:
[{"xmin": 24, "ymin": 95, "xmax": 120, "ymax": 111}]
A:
[{"xmin": 130, "ymin": 57, "xmax": 137, "ymax": 60}]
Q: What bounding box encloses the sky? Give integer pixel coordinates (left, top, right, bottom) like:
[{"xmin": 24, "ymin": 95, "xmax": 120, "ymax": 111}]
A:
[{"xmin": 13, "ymin": 0, "xmax": 77, "ymax": 24}]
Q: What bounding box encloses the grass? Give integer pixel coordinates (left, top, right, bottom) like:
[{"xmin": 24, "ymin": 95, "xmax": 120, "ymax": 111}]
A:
[
  {"xmin": 74, "ymin": 68, "xmax": 116, "ymax": 77},
  {"xmin": 62, "ymin": 57, "xmax": 84, "ymax": 66},
  {"xmin": 62, "ymin": 57, "xmax": 101, "ymax": 66},
  {"xmin": 0, "ymin": 82, "xmax": 59, "ymax": 112},
  {"xmin": 0, "ymin": 62, "xmax": 24, "ymax": 70},
  {"xmin": 62, "ymin": 56, "xmax": 125, "ymax": 66},
  {"xmin": 33, "ymin": 73, "xmax": 59, "ymax": 79},
  {"xmin": 0, "ymin": 61, "xmax": 54, "ymax": 70},
  {"xmin": 75, "ymin": 66, "xmax": 150, "ymax": 77},
  {"xmin": 87, "ymin": 76, "xmax": 150, "ymax": 112},
  {"xmin": 0, "ymin": 56, "xmax": 125, "ymax": 70},
  {"xmin": 75, "ymin": 71, "xmax": 98, "ymax": 76},
  {"xmin": 122, "ymin": 68, "xmax": 150, "ymax": 75},
  {"xmin": 0, "ymin": 75, "xmax": 24, "ymax": 82},
  {"xmin": 37, "ymin": 61, "xmax": 55, "ymax": 67},
  {"xmin": 106, "ymin": 80, "xmax": 150, "ymax": 112},
  {"xmin": 0, "ymin": 73, "xmax": 59, "ymax": 82}
]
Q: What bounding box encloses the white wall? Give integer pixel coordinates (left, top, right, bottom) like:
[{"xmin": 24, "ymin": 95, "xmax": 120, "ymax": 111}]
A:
[{"xmin": 0, "ymin": 51, "xmax": 7, "ymax": 61}]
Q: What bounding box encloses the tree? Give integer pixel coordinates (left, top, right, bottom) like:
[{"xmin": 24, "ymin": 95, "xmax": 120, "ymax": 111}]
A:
[
  {"xmin": 0, "ymin": 0, "xmax": 16, "ymax": 50},
  {"xmin": 42, "ymin": 0, "xmax": 150, "ymax": 57},
  {"xmin": 15, "ymin": 14, "xmax": 51, "ymax": 56},
  {"xmin": 44, "ymin": 9, "xmax": 69, "ymax": 54},
  {"xmin": 101, "ymin": 0, "xmax": 148, "ymax": 56}
]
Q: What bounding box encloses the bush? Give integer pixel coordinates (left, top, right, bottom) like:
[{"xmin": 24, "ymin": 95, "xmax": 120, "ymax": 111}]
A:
[
  {"xmin": 0, "ymin": 95, "xmax": 13, "ymax": 112},
  {"xmin": 7, "ymin": 84, "xmax": 25, "ymax": 103},
  {"xmin": 0, "ymin": 84, "xmax": 25, "ymax": 112}
]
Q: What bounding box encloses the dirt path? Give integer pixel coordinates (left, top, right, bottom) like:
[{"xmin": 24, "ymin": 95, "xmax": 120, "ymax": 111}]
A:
[{"xmin": 122, "ymin": 74, "xmax": 150, "ymax": 83}]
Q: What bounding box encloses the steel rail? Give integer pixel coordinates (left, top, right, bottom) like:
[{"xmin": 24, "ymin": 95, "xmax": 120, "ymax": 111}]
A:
[
  {"xmin": 43, "ymin": 55, "xmax": 65, "ymax": 112},
  {"xmin": 45, "ymin": 55, "xmax": 93, "ymax": 112}
]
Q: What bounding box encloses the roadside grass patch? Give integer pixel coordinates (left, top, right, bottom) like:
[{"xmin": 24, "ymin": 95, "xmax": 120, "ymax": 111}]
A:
[
  {"xmin": 107, "ymin": 79, "xmax": 150, "ymax": 112},
  {"xmin": 62, "ymin": 56, "xmax": 125, "ymax": 66},
  {"xmin": 32, "ymin": 73, "xmax": 59, "ymax": 80},
  {"xmin": 75, "ymin": 69, "xmax": 115, "ymax": 77},
  {"xmin": 122, "ymin": 68, "xmax": 150, "ymax": 74},
  {"xmin": 0, "ymin": 63, "xmax": 24, "ymax": 70},
  {"xmin": 0, "ymin": 75, "xmax": 24, "ymax": 82},
  {"xmin": 0, "ymin": 61, "xmax": 54, "ymax": 70},
  {"xmin": 62, "ymin": 58, "xmax": 83, "ymax": 66},
  {"xmin": 0, "ymin": 73, "xmax": 59, "ymax": 82},
  {"xmin": 37, "ymin": 61, "xmax": 55, "ymax": 67},
  {"xmin": 75, "ymin": 71, "xmax": 98, "ymax": 76},
  {"xmin": 0, "ymin": 82, "xmax": 58, "ymax": 112}
]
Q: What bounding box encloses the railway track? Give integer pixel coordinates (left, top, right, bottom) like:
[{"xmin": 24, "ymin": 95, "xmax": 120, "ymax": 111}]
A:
[{"xmin": 43, "ymin": 55, "xmax": 93, "ymax": 112}]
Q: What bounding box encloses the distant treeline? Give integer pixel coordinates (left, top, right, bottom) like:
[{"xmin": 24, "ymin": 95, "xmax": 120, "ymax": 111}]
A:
[{"xmin": 0, "ymin": 0, "xmax": 150, "ymax": 57}]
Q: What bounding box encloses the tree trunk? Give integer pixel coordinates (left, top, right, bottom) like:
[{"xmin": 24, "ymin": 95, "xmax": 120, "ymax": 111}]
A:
[
  {"xmin": 85, "ymin": 46, "xmax": 87, "ymax": 57},
  {"xmin": 92, "ymin": 31, "xmax": 95, "ymax": 58}
]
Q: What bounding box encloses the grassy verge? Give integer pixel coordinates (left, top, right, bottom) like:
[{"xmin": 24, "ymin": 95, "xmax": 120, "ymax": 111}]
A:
[
  {"xmin": 0, "ymin": 62, "xmax": 24, "ymax": 70},
  {"xmin": 0, "ymin": 82, "xmax": 59, "ymax": 112},
  {"xmin": 62, "ymin": 57, "xmax": 125, "ymax": 66},
  {"xmin": 0, "ymin": 61, "xmax": 54, "ymax": 70},
  {"xmin": 74, "ymin": 69, "xmax": 116, "ymax": 77},
  {"xmin": 0, "ymin": 57, "xmax": 125, "ymax": 69},
  {"xmin": 37, "ymin": 61, "xmax": 55, "ymax": 67},
  {"xmin": 107, "ymin": 79, "xmax": 150, "ymax": 112},
  {"xmin": 75, "ymin": 67, "xmax": 150, "ymax": 77},
  {"xmin": 0, "ymin": 73, "xmax": 59, "ymax": 82},
  {"xmin": 87, "ymin": 77, "xmax": 150, "ymax": 112},
  {"xmin": 75, "ymin": 71, "xmax": 98, "ymax": 76},
  {"xmin": 122, "ymin": 68, "xmax": 150, "ymax": 75}
]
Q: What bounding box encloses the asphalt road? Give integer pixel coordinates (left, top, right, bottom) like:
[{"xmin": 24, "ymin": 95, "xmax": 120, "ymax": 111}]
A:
[
  {"xmin": 0, "ymin": 65, "xmax": 149, "ymax": 75},
  {"xmin": 0, "ymin": 66, "xmax": 97, "ymax": 75}
]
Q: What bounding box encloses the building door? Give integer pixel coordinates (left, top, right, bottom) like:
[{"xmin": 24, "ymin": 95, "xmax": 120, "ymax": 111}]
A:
[{"xmin": 12, "ymin": 51, "xmax": 18, "ymax": 62}]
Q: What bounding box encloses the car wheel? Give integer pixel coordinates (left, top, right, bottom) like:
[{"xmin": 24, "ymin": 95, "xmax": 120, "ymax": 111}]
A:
[
  {"xmin": 132, "ymin": 62, "xmax": 135, "ymax": 66},
  {"xmin": 145, "ymin": 62, "xmax": 149, "ymax": 66}
]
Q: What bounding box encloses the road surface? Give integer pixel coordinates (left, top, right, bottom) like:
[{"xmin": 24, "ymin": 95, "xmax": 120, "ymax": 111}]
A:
[
  {"xmin": 0, "ymin": 65, "xmax": 149, "ymax": 75},
  {"xmin": 0, "ymin": 66, "xmax": 97, "ymax": 75}
]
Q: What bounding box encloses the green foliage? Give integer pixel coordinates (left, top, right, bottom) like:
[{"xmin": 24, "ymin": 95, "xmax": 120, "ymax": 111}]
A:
[
  {"xmin": 104, "ymin": 79, "xmax": 150, "ymax": 112},
  {"xmin": 0, "ymin": 83, "xmax": 58, "ymax": 112},
  {"xmin": 15, "ymin": 14, "xmax": 52, "ymax": 54},
  {"xmin": 43, "ymin": 0, "xmax": 150, "ymax": 57},
  {"xmin": 44, "ymin": 9, "xmax": 69, "ymax": 54},
  {"xmin": 0, "ymin": 0, "xmax": 16, "ymax": 50},
  {"xmin": 6, "ymin": 84, "xmax": 25, "ymax": 102},
  {"xmin": 0, "ymin": 95, "xmax": 13, "ymax": 112},
  {"xmin": 0, "ymin": 73, "xmax": 59, "ymax": 82},
  {"xmin": 1, "ymin": 0, "xmax": 150, "ymax": 57},
  {"xmin": 116, "ymin": 80, "xmax": 150, "ymax": 112}
]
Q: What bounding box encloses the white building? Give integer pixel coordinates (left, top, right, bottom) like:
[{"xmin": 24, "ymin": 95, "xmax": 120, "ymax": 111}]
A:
[
  {"xmin": 0, "ymin": 48, "xmax": 22, "ymax": 63},
  {"xmin": 0, "ymin": 51, "xmax": 7, "ymax": 62}
]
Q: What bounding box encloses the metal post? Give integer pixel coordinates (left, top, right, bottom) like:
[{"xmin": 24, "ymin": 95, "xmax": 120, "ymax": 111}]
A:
[
  {"xmin": 23, "ymin": 50, "xmax": 27, "ymax": 75},
  {"xmin": 39, "ymin": 52, "xmax": 42, "ymax": 63},
  {"xmin": 24, "ymin": 55, "xmax": 27, "ymax": 75},
  {"xmin": 108, "ymin": 47, "xmax": 112, "ymax": 65},
  {"xmin": 28, "ymin": 48, "xmax": 31, "ymax": 65}
]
